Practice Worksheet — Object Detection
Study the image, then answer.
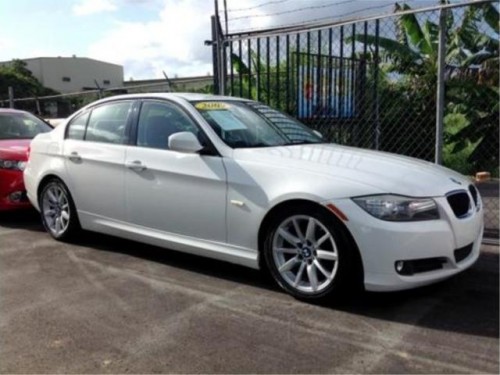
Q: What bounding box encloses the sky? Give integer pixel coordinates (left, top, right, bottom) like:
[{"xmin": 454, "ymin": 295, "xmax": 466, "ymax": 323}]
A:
[{"xmin": 0, "ymin": 0, "xmax": 470, "ymax": 81}]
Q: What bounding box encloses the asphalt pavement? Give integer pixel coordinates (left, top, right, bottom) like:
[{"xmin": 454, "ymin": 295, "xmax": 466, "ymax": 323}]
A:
[{"xmin": 0, "ymin": 210, "xmax": 498, "ymax": 373}]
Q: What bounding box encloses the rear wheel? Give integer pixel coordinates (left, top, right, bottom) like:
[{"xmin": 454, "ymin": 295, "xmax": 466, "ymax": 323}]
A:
[
  {"xmin": 39, "ymin": 179, "xmax": 80, "ymax": 241},
  {"xmin": 263, "ymin": 205, "xmax": 357, "ymax": 300}
]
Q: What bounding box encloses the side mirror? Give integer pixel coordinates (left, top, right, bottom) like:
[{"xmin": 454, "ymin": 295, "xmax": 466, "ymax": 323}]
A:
[
  {"xmin": 313, "ymin": 130, "xmax": 323, "ymax": 139},
  {"xmin": 168, "ymin": 132, "xmax": 203, "ymax": 153}
]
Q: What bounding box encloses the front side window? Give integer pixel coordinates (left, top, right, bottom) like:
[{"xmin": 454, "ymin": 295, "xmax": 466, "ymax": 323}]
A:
[
  {"xmin": 137, "ymin": 101, "xmax": 199, "ymax": 150},
  {"xmin": 191, "ymin": 100, "xmax": 322, "ymax": 148},
  {"xmin": 0, "ymin": 112, "xmax": 52, "ymax": 140},
  {"xmin": 85, "ymin": 101, "xmax": 132, "ymax": 144}
]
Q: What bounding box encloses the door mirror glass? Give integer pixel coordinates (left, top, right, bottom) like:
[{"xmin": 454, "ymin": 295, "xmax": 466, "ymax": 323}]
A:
[
  {"xmin": 313, "ymin": 130, "xmax": 323, "ymax": 139},
  {"xmin": 168, "ymin": 132, "xmax": 203, "ymax": 153}
]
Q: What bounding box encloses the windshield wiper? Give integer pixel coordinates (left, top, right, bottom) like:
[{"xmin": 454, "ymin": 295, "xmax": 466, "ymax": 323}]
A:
[
  {"xmin": 237, "ymin": 142, "xmax": 272, "ymax": 148},
  {"xmin": 285, "ymin": 140, "xmax": 323, "ymax": 146}
]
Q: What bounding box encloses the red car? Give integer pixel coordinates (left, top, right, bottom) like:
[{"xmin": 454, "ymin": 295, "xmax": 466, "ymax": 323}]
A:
[{"xmin": 0, "ymin": 108, "xmax": 52, "ymax": 211}]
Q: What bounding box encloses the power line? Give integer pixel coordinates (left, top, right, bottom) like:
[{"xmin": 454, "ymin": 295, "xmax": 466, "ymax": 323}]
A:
[
  {"xmin": 228, "ymin": 2, "xmax": 351, "ymax": 22},
  {"xmin": 226, "ymin": 0, "xmax": 493, "ymax": 37},
  {"xmin": 229, "ymin": 2, "xmax": 390, "ymax": 34},
  {"xmin": 226, "ymin": 0, "xmax": 292, "ymax": 13}
]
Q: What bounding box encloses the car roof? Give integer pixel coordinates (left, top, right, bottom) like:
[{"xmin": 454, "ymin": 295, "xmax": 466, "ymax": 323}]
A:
[
  {"xmin": 0, "ymin": 108, "xmax": 30, "ymax": 114},
  {"xmin": 92, "ymin": 92, "xmax": 252, "ymax": 104}
]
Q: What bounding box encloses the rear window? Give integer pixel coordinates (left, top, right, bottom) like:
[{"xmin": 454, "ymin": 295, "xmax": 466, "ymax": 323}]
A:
[{"xmin": 0, "ymin": 112, "xmax": 52, "ymax": 140}]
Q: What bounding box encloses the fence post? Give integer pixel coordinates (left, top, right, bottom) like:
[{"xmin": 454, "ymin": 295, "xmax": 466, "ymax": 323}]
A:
[
  {"xmin": 35, "ymin": 98, "xmax": 41, "ymax": 115},
  {"xmin": 435, "ymin": 8, "xmax": 447, "ymax": 164},
  {"xmin": 211, "ymin": 15, "xmax": 220, "ymax": 94},
  {"xmin": 94, "ymin": 80, "xmax": 103, "ymax": 99},
  {"xmin": 8, "ymin": 86, "xmax": 14, "ymax": 108},
  {"xmin": 373, "ymin": 19, "xmax": 380, "ymax": 150}
]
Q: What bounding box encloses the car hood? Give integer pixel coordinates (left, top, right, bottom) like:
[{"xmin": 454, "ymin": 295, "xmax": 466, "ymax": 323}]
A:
[
  {"xmin": 233, "ymin": 143, "xmax": 471, "ymax": 197},
  {"xmin": 0, "ymin": 139, "xmax": 30, "ymax": 161}
]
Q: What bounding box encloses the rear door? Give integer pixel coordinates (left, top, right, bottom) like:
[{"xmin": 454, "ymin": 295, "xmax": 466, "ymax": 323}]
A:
[
  {"xmin": 124, "ymin": 99, "xmax": 227, "ymax": 242},
  {"xmin": 63, "ymin": 100, "xmax": 134, "ymax": 222}
]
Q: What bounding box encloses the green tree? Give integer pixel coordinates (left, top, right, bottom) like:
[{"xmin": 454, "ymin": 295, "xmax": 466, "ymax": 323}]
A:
[
  {"xmin": 0, "ymin": 59, "xmax": 58, "ymax": 99},
  {"xmin": 0, "ymin": 59, "xmax": 59, "ymax": 113},
  {"xmin": 351, "ymin": 1, "xmax": 499, "ymax": 174},
  {"xmin": 445, "ymin": 3, "xmax": 499, "ymax": 175}
]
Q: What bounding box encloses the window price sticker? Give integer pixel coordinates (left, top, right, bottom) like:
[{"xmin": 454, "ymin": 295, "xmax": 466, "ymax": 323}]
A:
[{"xmin": 194, "ymin": 102, "xmax": 230, "ymax": 110}]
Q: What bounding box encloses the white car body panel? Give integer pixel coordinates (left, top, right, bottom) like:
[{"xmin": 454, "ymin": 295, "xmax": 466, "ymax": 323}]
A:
[
  {"xmin": 63, "ymin": 139, "xmax": 126, "ymax": 222},
  {"xmin": 24, "ymin": 93, "xmax": 483, "ymax": 292},
  {"xmin": 124, "ymin": 146, "xmax": 227, "ymax": 242}
]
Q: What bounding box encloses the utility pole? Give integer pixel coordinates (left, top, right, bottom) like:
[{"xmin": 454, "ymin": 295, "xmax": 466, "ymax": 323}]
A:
[
  {"xmin": 210, "ymin": 15, "xmax": 220, "ymax": 94},
  {"xmin": 212, "ymin": 0, "xmax": 226, "ymax": 95},
  {"xmin": 214, "ymin": 0, "xmax": 226, "ymax": 95},
  {"xmin": 223, "ymin": 0, "xmax": 229, "ymax": 35}
]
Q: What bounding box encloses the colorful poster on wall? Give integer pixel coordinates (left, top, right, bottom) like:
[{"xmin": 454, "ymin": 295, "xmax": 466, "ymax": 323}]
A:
[{"xmin": 296, "ymin": 54, "xmax": 357, "ymax": 119}]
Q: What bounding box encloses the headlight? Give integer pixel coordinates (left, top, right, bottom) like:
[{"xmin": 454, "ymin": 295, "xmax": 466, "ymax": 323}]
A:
[
  {"xmin": 0, "ymin": 160, "xmax": 26, "ymax": 171},
  {"xmin": 352, "ymin": 194, "xmax": 439, "ymax": 221}
]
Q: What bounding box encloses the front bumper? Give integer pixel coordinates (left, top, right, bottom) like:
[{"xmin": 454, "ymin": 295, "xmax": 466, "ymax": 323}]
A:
[
  {"xmin": 0, "ymin": 170, "xmax": 32, "ymax": 211},
  {"xmin": 331, "ymin": 194, "xmax": 483, "ymax": 292}
]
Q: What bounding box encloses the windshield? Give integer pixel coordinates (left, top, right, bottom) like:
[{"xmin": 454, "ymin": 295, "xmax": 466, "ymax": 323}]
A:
[
  {"xmin": 0, "ymin": 112, "xmax": 52, "ymax": 140},
  {"xmin": 192, "ymin": 100, "xmax": 323, "ymax": 148}
]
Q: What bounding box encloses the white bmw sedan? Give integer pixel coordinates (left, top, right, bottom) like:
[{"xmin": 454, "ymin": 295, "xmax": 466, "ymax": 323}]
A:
[{"xmin": 24, "ymin": 93, "xmax": 483, "ymax": 300}]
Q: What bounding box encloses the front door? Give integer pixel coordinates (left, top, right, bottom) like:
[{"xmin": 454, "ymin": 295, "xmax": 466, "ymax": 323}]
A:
[{"xmin": 125, "ymin": 100, "xmax": 227, "ymax": 242}]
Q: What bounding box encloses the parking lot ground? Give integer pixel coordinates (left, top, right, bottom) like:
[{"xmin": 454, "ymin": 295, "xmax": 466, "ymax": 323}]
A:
[{"xmin": 1, "ymin": 210, "xmax": 498, "ymax": 374}]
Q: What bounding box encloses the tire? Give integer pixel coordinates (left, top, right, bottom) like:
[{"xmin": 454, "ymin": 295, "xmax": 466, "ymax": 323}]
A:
[
  {"xmin": 263, "ymin": 204, "xmax": 358, "ymax": 300},
  {"xmin": 39, "ymin": 179, "xmax": 80, "ymax": 241}
]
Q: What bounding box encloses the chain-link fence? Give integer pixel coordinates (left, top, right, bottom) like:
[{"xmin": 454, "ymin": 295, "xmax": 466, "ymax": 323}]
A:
[
  {"xmin": 214, "ymin": 0, "xmax": 499, "ymax": 240},
  {"xmin": 0, "ymin": 77, "xmax": 214, "ymax": 118}
]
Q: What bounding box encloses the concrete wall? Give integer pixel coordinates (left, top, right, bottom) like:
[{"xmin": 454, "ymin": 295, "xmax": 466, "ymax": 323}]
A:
[{"xmin": 1, "ymin": 57, "xmax": 124, "ymax": 94}]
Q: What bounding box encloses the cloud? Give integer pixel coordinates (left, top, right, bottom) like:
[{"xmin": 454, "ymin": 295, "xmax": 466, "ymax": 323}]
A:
[
  {"xmin": 88, "ymin": 0, "xmax": 215, "ymax": 79},
  {"xmin": 85, "ymin": 0, "xmax": 440, "ymax": 80},
  {"xmin": 73, "ymin": 0, "xmax": 117, "ymax": 16}
]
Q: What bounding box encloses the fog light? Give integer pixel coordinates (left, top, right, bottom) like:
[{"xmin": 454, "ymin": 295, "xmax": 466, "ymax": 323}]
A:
[
  {"xmin": 9, "ymin": 191, "xmax": 23, "ymax": 202},
  {"xmin": 395, "ymin": 260, "xmax": 414, "ymax": 275},
  {"xmin": 395, "ymin": 261, "xmax": 405, "ymax": 273}
]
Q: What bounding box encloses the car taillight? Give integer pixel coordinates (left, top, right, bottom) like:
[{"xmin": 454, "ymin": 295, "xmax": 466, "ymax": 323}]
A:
[{"xmin": 26, "ymin": 146, "xmax": 31, "ymax": 160}]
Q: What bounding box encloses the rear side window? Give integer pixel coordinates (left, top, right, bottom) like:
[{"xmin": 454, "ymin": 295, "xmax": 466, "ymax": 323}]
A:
[
  {"xmin": 85, "ymin": 101, "xmax": 132, "ymax": 144},
  {"xmin": 66, "ymin": 112, "xmax": 89, "ymax": 140},
  {"xmin": 0, "ymin": 112, "xmax": 52, "ymax": 140}
]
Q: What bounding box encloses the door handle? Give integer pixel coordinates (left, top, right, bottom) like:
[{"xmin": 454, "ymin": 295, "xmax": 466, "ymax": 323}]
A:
[
  {"xmin": 126, "ymin": 160, "xmax": 147, "ymax": 171},
  {"xmin": 67, "ymin": 151, "xmax": 82, "ymax": 162}
]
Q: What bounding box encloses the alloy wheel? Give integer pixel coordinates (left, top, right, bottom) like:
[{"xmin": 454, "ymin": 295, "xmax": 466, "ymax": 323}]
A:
[
  {"xmin": 272, "ymin": 215, "xmax": 339, "ymax": 294},
  {"xmin": 42, "ymin": 183, "xmax": 71, "ymax": 237}
]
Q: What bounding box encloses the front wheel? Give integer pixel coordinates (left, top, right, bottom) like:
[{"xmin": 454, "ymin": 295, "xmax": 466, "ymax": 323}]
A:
[
  {"xmin": 263, "ymin": 205, "xmax": 357, "ymax": 300},
  {"xmin": 39, "ymin": 179, "xmax": 80, "ymax": 241}
]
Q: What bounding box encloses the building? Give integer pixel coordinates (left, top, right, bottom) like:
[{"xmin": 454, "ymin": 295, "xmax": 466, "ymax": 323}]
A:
[
  {"xmin": 0, "ymin": 56, "xmax": 214, "ymax": 117},
  {"xmin": 0, "ymin": 56, "xmax": 124, "ymax": 94}
]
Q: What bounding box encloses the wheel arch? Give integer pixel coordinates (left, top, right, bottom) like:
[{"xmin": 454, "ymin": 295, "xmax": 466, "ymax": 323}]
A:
[
  {"xmin": 257, "ymin": 199, "xmax": 364, "ymax": 286},
  {"xmin": 37, "ymin": 174, "xmax": 67, "ymax": 203},
  {"xmin": 36, "ymin": 173, "xmax": 64, "ymax": 199}
]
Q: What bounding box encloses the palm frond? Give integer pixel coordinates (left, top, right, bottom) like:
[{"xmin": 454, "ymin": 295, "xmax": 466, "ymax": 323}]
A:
[{"xmin": 482, "ymin": 2, "xmax": 499, "ymax": 34}]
